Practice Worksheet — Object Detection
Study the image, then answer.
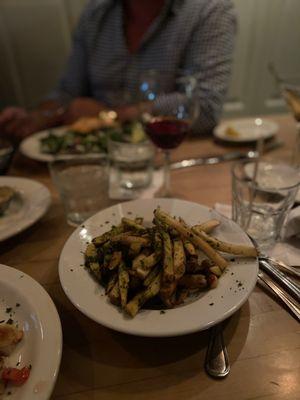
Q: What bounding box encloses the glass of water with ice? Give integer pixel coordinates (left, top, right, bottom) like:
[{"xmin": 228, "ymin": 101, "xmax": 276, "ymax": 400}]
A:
[
  {"xmin": 49, "ymin": 155, "xmax": 111, "ymax": 226},
  {"xmin": 232, "ymin": 160, "xmax": 300, "ymax": 250}
]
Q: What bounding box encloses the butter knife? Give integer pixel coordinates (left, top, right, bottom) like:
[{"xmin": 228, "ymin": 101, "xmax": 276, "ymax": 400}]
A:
[
  {"xmin": 169, "ymin": 139, "xmax": 283, "ymax": 170},
  {"xmin": 259, "ymin": 259, "xmax": 300, "ymax": 302},
  {"xmin": 258, "ymin": 271, "xmax": 300, "ymax": 321}
]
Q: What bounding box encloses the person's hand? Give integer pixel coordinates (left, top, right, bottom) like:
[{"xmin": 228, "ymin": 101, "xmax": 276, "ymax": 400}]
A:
[
  {"xmin": 0, "ymin": 107, "xmax": 28, "ymax": 128},
  {"xmin": 115, "ymin": 105, "xmax": 140, "ymax": 122},
  {"xmin": 114, "ymin": 102, "xmax": 153, "ymax": 122},
  {"xmin": 63, "ymin": 97, "xmax": 107, "ymax": 124},
  {"xmin": 1, "ymin": 110, "xmax": 57, "ymax": 140}
]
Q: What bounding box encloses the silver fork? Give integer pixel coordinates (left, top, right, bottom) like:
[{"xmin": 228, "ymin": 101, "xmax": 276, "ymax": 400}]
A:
[
  {"xmin": 259, "ymin": 255, "xmax": 300, "ymax": 279},
  {"xmin": 258, "ymin": 271, "xmax": 300, "ymax": 321}
]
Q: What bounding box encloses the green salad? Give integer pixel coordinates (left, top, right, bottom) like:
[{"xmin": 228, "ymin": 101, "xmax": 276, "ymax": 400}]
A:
[{"xmin": 40, "ymin": 121, "xmax": 146, "ymax": 155}]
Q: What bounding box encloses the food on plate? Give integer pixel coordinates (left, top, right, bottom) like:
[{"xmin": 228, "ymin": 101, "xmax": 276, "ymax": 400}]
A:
[
  {"xmin": 0, "ymin": 187, "xmax": 16, "ymax": 215},
  {"xmin": 0, "ymin": 324, "xmax": 31, "ymax": 394},
  {"xmin": 84, "ymin": 208, "xmax": 257, "ymax": 318},
  {"xmin": 225, "ymin": 126, "xmax": 240, "ymax": 137},
  {"xmin": 70, "ymin": 115, "xmax": 117, "ymax": 134},
  {"xmin": 40, "ymin": 117, "xmax": 146, "ymax": 155}
]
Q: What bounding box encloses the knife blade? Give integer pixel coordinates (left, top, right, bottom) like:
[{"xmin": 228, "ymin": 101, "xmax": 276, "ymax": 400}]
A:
[
  {"xmin": 169, "ymin": 139, "xmax": 283, "ymax": 171},
  {"xmin": 259, "ymin": 259, "xmax": 300, "ymax": 302}
]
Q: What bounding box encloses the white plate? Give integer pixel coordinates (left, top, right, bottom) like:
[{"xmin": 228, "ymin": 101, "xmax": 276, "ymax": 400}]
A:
[
  {"xmin": 20, "ymin": 127, "xmax": 67, "ymax": 162},
  {"xmin": 214, "ymin": 118, "xmax": 278, "ymax": 142},
  {"xmin": 0, "ymin": 177, "xmax": 51, "ymax": 241},
  {"xmin": 59, "ymin": 198, "xmax": 258, "ymax": 337},
  {"xmin": 0, "ymin": 264, "xmax": 62, "ymax": 399}
]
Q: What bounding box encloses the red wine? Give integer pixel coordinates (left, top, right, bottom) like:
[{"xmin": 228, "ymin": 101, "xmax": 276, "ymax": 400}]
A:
[{"xmin": 146, "ymin": 117, "xmax": 190, "ymax": 149}]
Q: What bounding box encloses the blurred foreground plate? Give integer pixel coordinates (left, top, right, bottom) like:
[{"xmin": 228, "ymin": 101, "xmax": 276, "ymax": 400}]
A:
[
  {"xmin": 214, "ymin": 118, "xmax": 278, "ymax": 143},
  {"xmin": 0, "ymin": 177, "xmax": 51, "ymax": 241},
  {"xmin": 59, "ymin": 198, "xmax": 258, "ymax": 337},
  {"xmin": 0, "ymin": 264, "xmax": 62, "ymax": 399}
]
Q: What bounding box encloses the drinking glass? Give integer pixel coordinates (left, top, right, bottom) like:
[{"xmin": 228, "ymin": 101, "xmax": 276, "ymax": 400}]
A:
[
  {"xmin": 49, "ymin": 155, "xmax": 110, "ymax": 226},
  {"xmin": 139, "ymin": 70, "xmax": 197, "ymax": 197},
  {"xmin": 232, "ymin": 159, "xmax": 300, "ymax": 250},
  {"xmin": 268, "ymin": 63, "xmax": 300, "ymax": 166},
  {"xmin": 108, "ymin": 135, "xmax": 155, "ymax": 190}
]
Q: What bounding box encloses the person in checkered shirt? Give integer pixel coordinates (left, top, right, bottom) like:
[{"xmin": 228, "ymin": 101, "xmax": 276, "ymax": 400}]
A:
[{"xmin": 0, "ymin": 0, "xmax": 236, "ymax": 138}]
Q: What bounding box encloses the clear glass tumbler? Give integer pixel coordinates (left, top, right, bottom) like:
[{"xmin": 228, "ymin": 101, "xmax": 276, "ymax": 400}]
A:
[
  {"xmin": 108, "ymin": 137, "xmax": 155, "ymax": 190},
  {"xmin": 49, "ymin": 155, "xmax": 110, "ymax": 226},
  {"xmin": 232, "ymin": 159, "xmax": 300, "ymax": 250}
]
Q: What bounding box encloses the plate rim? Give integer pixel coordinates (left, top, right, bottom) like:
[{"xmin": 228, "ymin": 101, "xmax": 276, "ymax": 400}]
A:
[
  {"xmin": 0, "ymin": 176, "xmax": 51, "ymax": 242},
  {"xmin": 59, "ymin": 198, "xmax": 258, "ymax": 337},
  {"xmin": 213, "ymin": 117, "xmax": 279, "ymax": 143},
  {"xmin": 20, "ymin": 127, "xmax": 67, "ymax": 162},
  {"xmin": 0, "ymin": 264, "xmax": 62, "ymax": 400}
]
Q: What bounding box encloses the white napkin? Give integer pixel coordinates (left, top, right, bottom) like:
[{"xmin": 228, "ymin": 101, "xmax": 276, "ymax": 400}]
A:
[
  {"xmin": 109, "ymin": 169, "xmax": 163, "ymax": 200},
  {"xmin": 214, "ymin": 203, "xmax": 300, "ymax": 265}
]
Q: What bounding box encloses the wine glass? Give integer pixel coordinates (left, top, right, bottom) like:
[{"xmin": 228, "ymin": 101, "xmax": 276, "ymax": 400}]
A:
[
  {"xmin": 268, "ymin": 63, "xmax": 300, "ymax": 166},
  {"xmin": 139, "ymin": 70, "xmax": 198, "ymax": 197}
]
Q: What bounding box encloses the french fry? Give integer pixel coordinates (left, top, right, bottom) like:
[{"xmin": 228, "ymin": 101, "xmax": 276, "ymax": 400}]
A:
[
  {"xmin": 143, "ymin": 265, "xmax": 160, "ymax": 287},
  {"xmin": 175, "ymin": 288, "xmax": 190, "ymax": 305},
  {"xmin": 135, "ymin": 253, "xmax": 160, "ymax": 279},
  {"xmin": 192, "ymin": 227, "xmax": 257, "ymax": 257},
  {"xmin": 118, "ymin": 262, "xmax": 129, "ymax": 308},
  {"xmin": 134, "ymin": 217, "xmax": 144, "ymax": 224},
  {"xmin": 160, "ymin": 281, "xmax": 176, "ymax": 307},
  {"xmin": 85, "ymin": 243, "xmax": 98, "ymax": 263},
  {"xmin": 125, "ymin": 272, "xmax": 162, "ymax": 317},
  {"xmin": 108, "ymin": 281, "xmax": 120, "ymax": 305},
  {"xmin": 134, "ymin": 232, "xmax": 162, "ymax": 279},
  {"xmin": 121, "ymin": 217, "xmax": 147, "ymax": 233},
  {"xmin": 178, "ymin": 274, "xmax": 207, "ymax": 289},
  {"xmin": 209, "ymin": 265, "xmax": 222, "ymax": 277},
  {"xmin": 92, "ymin": 225, "xmax": 123, "ymax": 246},
  {"xmin": 132, "ymin": 252, "xmax": 147, "ymax": 270},
  {"xmin": 183, "ymin": 240, "xmax": 197, "ymax": 256},
  {"xmin": 155, "ymin": 209, "xmax": 228, "ymax": 270},
  {"xmin": 194, "ymin": 219, "xmax": 220, "ymax": 233},
  {"xmin": 107, "ymin": 251, "xmax": 122, "ymax": 270},
  {"xmin": 128, "ymin": 242, "xmax": 142, "ymax": 258},
  {"xmin": 111, "ymin": 233, "xmax": 150, "ymax": 247},
  {"xmin": 160, "ymin": 229, "xmax": 174, "ymax": 282},
  {"xmin": 85, "ymin": 243, "xmax": 101, "ymax": 279},
  {"xmin": 106, "ymin": 273, "xmax": 118, "ymax": 294},
  {"xmin": 173, "ymin": 238, "xmax": 186, "ymax": 280}
]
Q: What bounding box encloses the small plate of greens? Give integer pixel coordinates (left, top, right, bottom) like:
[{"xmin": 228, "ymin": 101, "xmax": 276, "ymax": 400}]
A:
[{"xmin": 20, "ymin": 120, "xmax": 146, "ymax": 162}]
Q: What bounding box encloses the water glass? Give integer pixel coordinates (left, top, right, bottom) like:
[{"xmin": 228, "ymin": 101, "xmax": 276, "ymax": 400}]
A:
[
  {"xmin": 49, "ymin": 155, "xmax": 110, "ymax": 226},
  {"xmin": 231, "ymin": 160, "xmax": 300, "ymax": 250},
  {"xmin": 108, "ymin": 137, "xmax": 155, "ymax": 190}
]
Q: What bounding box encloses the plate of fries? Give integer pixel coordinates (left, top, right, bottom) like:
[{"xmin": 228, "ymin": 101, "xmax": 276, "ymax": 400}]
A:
[{"xmin": 59, "ymin": 199, "xmax": 258, "ymax": 337}]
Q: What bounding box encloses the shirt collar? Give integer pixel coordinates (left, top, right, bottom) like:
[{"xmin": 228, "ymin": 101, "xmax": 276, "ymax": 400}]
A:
[{"xmin": 91, "ymin": 0, "xmax": 183, "ymax": 15}]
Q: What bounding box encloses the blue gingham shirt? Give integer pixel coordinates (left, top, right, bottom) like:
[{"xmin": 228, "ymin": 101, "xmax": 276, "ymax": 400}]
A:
[{"xmin": 50, "ymin": 0, "xmax": 237, "ymax": 133}]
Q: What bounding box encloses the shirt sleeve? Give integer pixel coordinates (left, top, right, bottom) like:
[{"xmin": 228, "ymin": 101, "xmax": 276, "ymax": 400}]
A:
[
  {"xmin": 46, "ymin": 4, "xmax": 92, "ymax": 103},
  {"xmin": 153, "ymin": 0, "xmax": 237, "ymax": 135}
]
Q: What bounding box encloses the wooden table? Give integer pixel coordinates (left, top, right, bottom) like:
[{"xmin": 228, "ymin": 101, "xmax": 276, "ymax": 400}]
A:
[{"xmin": 1, "ymin": 114, "xmax": 300, "ymax": 400}]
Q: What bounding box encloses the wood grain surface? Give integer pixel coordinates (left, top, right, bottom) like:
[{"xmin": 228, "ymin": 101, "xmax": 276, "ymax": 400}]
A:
[{"xmin": 1, "ymin": 114, "xmax": 299, "ymax": 400}]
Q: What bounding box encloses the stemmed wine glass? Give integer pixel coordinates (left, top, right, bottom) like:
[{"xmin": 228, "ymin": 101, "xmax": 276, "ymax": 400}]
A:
[
  {"xmin": 268, "ymin": 63, "xmax": 300, "ymax": 166},
  {"xmin": 138, "ymin": 70, "xmax": 198, "ymax": 197}
]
